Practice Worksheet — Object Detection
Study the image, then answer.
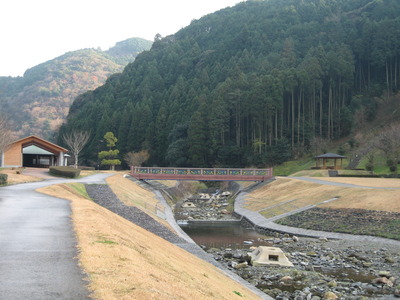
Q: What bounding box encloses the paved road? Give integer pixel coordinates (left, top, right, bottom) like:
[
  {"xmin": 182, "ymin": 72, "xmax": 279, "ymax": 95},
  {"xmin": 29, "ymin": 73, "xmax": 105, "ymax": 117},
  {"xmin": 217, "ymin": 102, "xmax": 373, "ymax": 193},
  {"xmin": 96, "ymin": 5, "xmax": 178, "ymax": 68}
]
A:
[
  {"xmin": 289, "ymin": 176, "xmax": 400, "ymax": 189},
  {"xmin": 0, "ymin": 173, "xmax": 112, "ymax": 300}
]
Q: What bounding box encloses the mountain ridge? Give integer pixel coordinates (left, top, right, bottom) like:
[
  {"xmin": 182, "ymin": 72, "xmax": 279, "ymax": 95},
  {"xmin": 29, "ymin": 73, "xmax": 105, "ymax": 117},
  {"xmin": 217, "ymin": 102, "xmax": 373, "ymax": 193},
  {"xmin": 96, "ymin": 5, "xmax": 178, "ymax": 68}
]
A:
[{"xmin": 0, "ymin": 37, "xmax": 152, "ymax": 139}]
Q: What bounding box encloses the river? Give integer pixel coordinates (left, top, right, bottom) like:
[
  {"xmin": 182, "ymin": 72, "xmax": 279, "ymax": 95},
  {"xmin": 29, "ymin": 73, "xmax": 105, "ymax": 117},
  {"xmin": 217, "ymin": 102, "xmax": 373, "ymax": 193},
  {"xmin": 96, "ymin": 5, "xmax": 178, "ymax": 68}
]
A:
[{"xmin": 179, "ymin": 220, "xmax": 273, "ymax": 250}]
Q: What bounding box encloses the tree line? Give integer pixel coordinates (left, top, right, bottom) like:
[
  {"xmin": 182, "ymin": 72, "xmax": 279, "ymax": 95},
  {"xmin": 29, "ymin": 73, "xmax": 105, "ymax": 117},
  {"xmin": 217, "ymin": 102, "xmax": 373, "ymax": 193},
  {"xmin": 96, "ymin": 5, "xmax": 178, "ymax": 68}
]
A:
[{"xmin": 58, "ymin": 0, "xmax": 400, "ymax": 168}]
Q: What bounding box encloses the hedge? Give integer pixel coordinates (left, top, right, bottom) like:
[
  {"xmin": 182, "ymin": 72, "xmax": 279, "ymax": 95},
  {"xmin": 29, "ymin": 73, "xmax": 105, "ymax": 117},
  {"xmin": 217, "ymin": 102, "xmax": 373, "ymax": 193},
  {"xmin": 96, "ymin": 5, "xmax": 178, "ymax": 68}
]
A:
[
  {"xmin": 338, "ymin": 174, "xmax": 400, "ymax": 178},
  {"xmin": 0, "ymin": 173, "xmax": 8, "ymax": 185},
  {"xmin": 49, "ymin": 166, "xmax": 81, "ymax": 178}
]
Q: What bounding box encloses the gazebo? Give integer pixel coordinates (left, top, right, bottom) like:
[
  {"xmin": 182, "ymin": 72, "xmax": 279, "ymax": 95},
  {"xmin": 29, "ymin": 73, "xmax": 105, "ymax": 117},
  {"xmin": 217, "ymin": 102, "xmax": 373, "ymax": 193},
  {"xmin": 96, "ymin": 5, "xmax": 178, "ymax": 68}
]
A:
[{"xmin": 314, "ymin": 152, "xmax": 346, "ymax": 170}]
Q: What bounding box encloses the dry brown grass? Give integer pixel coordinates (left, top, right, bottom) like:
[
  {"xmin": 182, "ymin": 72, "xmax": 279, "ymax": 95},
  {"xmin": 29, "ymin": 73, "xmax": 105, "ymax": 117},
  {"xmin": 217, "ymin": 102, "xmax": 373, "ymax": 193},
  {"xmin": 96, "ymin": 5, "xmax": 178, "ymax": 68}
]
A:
[
  {"xmin": 106, "ymin": 174, "xmax": 160, "ymax": 208},
  {"xmin": 245, "ymin": 177, "xmax": 400, "ymax": 218},
  {"xmin": 38, "ymin": 184, "xmax": 262, "ymax": 300},
  {"xmin": 319, "ymin": 187, "xmax": 400, "ymax": 211},
  {"xmin": 105, "ymin": 174, "xmax": 172, "ymax": 229},
  {"xmin": 0, "ymin": 168, "xmax": 42, "ymax": 184},
  {"xmin": 80, "ymin": 170, "xmax": 100, "ymax": 177}
]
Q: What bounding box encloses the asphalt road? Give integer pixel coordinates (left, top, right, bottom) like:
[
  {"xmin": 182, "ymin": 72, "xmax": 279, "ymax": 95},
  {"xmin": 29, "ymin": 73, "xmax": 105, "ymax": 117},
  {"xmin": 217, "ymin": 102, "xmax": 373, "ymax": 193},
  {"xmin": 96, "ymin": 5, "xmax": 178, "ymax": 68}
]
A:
[{"xmin": 0, "ymin": 173, "xmax": 112, "ymax": 300}]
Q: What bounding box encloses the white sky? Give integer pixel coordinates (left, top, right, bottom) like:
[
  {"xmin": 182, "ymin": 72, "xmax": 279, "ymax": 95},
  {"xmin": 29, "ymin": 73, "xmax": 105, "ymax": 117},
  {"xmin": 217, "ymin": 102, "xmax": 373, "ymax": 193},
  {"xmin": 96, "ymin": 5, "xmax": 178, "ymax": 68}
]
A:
[{"xmin": 0, "ymin": 0, "xmax": 241, "ymax": 77}]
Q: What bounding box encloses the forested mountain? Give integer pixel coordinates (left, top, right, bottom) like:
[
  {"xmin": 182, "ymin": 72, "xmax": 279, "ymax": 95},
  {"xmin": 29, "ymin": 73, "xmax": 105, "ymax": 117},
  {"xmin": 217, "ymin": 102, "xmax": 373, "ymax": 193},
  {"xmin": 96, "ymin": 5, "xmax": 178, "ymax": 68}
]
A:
[
  {"xmin": 105, "ymin": 38, "xmax": 153, "ymax": 65},
  {"xmin": 59, "ymin": 0, "xmax": 400, "ymax": 168},
  {"xmin": 0, "ymin": 37, "xmax": 152, "ymax": 139}
]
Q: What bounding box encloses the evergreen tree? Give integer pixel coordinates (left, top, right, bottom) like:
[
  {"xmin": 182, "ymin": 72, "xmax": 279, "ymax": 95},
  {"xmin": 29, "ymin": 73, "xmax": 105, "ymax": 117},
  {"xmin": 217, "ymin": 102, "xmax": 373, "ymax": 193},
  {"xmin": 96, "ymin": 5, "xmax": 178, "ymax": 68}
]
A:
[{"xmin": 98, "ymin": 132, "xmax": 121, "ymax": 170}]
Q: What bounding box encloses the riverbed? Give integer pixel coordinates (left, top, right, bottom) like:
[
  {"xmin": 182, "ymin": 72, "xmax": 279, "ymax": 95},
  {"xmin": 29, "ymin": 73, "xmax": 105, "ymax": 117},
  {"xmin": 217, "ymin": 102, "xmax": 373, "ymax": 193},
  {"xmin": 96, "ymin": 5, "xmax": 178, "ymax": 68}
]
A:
[{"xmin": 175, "ymin": 186, "xmax": 400, "ymax": 299}]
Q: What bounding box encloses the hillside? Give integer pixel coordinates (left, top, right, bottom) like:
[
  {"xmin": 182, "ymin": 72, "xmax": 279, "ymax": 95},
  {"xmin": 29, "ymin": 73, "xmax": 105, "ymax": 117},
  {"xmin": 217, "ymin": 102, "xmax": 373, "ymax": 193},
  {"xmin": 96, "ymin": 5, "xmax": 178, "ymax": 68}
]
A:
[
  {"xmin": 59, "ymin": 0, "xmax": 400, "ymax": 169},
  {"xmin": 0, "ymin": 37, "xmax": 152, "ymax": 140}
]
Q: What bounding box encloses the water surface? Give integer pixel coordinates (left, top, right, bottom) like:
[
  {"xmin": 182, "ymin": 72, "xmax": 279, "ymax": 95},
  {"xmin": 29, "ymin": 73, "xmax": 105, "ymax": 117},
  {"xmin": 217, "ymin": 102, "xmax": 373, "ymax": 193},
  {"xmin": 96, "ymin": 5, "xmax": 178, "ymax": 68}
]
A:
[{"xmin": 180, "ymin": 221, "xmax": 272, "ymax": 250}]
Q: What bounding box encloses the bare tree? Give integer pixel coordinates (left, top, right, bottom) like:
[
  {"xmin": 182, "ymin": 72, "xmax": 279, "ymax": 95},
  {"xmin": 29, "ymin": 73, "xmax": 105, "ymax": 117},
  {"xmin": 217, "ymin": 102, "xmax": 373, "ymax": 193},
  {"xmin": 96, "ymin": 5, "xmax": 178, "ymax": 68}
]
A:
[
  {"xmin": 63, "ymin": 130, "xmax": 90, "ymax": 168},
  {"xmin": 310, "ymin": 137, "xmax": 330, "ymax": 156},
  {"xmin": 0, "ymin": 116, "xmax": 14, "ymax": 155},
  {"xmin": 124, "ymin": 150, "xmax": 150, "ymax": 167},
  {"xmin": 376, "ymin": 123, "xmax": 400, "ymax": 173},
  {"xmin": 346, "ymin": 135, "xmax": 376, "ymax": 170}
]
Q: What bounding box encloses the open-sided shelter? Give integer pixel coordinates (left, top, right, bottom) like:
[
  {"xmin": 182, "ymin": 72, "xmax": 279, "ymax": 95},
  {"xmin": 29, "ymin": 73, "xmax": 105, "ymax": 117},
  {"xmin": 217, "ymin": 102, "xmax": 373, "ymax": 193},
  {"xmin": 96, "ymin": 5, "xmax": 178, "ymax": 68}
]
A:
[
  {"xmin": 1, "ymin": 136, "xmax": 68, "ymax": 168},
  {"xmin": 314, "ymin": 152, "xmax": 346, "ymax": 170}
]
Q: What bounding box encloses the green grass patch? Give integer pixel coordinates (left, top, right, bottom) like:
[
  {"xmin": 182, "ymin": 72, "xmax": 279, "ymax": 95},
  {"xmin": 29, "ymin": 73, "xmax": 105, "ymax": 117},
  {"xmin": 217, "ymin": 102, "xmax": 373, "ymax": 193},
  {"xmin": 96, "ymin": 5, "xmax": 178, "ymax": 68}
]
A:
[
  {"xmin": 273, "ymin": 156, "xmax": 316, "ymax": 176},
  {"xmin": 66, "ymin": 183, "xmax": 91, "ymax": 200},
  {"xmin": 95, "ymin": 240, "xmax": 118, "ymax": 245}
]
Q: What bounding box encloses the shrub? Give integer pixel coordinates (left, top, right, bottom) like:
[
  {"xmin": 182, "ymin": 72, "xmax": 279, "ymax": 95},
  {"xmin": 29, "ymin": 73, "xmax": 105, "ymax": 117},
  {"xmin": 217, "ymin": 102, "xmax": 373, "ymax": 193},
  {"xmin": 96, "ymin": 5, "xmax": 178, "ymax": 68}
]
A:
[
  {"xmin": 49, "ymin": 166, "xmax": 81, "ymax": 178},
  {"xmin": 338, "ymin": 174, "xmax": 381, "ymax": 178},
  {"xmin": 365, "ymin": 162, "xmax": 374, "ymax": 172},
  {"xmin": 338, "ymin": 174, "xmax": 400, "ymax": 178},
  {"xmin": 337, "ymin": 145, "xmax": 346, "ymax": 156},
  {"xmin": 0, "ymin": 173, "xmax": 8, "ymax": 185}
]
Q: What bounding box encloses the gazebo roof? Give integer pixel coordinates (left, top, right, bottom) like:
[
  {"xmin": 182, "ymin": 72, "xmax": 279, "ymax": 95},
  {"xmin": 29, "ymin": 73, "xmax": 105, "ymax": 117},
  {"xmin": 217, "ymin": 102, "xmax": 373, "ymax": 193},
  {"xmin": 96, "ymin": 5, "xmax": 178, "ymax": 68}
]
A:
[{"xmin": 314, "ymin": 152, "xmax": 346, "ymax": 159}]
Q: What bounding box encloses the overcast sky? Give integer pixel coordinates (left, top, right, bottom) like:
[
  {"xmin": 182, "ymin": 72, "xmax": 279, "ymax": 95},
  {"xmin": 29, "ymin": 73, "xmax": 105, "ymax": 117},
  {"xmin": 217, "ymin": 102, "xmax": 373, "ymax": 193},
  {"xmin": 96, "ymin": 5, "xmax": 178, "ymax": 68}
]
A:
[{"xmin": 0, "ymin": 0, "xmax": 241, "ymax": 77}]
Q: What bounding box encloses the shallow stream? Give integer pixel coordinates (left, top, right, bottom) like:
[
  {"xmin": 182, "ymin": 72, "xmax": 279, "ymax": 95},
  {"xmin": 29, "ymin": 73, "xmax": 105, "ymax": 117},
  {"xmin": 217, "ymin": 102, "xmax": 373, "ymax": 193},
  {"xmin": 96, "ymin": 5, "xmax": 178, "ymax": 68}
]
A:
[{"xmin": 179, "ymin": 220, "xmax": 272, "ymax": 250}]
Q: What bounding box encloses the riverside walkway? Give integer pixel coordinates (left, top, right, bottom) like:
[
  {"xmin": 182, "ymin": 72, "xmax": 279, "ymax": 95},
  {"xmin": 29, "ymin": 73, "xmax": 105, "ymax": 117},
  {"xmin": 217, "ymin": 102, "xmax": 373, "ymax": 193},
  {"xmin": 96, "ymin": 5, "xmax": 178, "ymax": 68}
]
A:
[
  {"xmin": 235, "ymin": 177, "xmax": 400, "ymax": 247},
  {"xmin": 0, "ymin": 171, "xmax": 114, "ymax": 299}
]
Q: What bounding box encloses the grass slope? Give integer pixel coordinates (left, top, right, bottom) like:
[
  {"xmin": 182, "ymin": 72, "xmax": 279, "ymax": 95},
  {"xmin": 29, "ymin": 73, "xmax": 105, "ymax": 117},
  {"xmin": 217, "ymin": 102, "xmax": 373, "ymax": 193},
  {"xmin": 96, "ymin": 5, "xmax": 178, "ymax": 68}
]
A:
[{"xmin": 245, "ymin": 177, "xmax": 400, "ymax": 216}]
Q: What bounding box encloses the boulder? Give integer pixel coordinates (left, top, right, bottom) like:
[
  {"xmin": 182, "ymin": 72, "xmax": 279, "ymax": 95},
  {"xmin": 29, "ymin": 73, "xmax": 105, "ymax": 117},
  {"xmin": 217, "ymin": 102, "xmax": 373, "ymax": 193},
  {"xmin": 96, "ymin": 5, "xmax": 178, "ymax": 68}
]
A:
[
  {"xmin": 323, "ymin": 291, "xmax": 338, "ymax": 299},
  {"xmin": 328, "ymin": 280, "xmax": 338, "ymax": 287},
  {"xmin": 378, "ymin": 271, "xmax": 391, "ymax": 278},
  {"xmin": 373, "ymin": 277, "xmax": 394, "ymax": 287},
  {"xmin": 394, "ymin": 288, "xmax": 400, "ymax": 298},
  {"xmin": 280, "ymin": 275, "xmax": 293, "ymax": 282},
  {"xmin": 234, "ymin": 262, "xmax": 248, "ymax": 269}
]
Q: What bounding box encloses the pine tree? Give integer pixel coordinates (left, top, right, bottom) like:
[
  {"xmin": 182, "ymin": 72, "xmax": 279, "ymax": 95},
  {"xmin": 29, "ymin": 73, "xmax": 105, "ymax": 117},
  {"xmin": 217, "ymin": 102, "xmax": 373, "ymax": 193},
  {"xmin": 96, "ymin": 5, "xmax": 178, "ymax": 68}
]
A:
[{"xmin": 98, "ymin": 132, "xmax": 121, "ymax": 170}]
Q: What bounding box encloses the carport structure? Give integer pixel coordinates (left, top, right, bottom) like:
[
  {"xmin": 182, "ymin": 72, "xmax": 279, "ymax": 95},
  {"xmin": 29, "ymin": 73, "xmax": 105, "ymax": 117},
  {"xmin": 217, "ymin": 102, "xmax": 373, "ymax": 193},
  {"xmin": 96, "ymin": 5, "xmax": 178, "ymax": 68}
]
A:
[{"xmin": 1, "ymin": 136, "xmax": 68, "ymax": 168}]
